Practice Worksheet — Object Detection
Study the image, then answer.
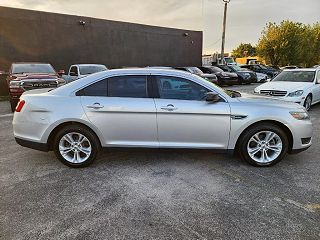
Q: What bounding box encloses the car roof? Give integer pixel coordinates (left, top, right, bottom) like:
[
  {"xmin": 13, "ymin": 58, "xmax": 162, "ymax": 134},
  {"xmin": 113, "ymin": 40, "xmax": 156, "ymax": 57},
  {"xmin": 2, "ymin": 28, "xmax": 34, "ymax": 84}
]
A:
[
  {"xmin": 73, "ymin": 64, "xmax": 106, "ymax": 67},
  {"xmin": 282, "ymin": 68, "xmax": 316, "ymax": 72},
  {"xmin": 12, "ymin": 62, "xmax": 52, "ymax": 65}
]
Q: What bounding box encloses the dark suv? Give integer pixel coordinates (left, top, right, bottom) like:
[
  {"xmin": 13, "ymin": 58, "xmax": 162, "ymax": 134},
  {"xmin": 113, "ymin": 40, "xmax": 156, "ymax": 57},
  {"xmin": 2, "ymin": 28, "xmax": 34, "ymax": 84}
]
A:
[
  {"xmin": 240, "ymin": 64, "xmax": 279, "ymax": 78},
  {"xmin": 5, "ymin": 63, "xmax": 65, "ymax": 111},
  {"xmin": 218, "ymin": 65, "xmax": 257, "ymax": 84}
]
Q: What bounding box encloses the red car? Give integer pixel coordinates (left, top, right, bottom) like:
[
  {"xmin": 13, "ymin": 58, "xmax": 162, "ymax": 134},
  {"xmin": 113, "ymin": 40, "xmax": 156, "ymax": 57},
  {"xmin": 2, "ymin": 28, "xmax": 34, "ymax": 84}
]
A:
[{"xmin": 5, "ymin": 63, "xmax": 65, "ymax": 111}]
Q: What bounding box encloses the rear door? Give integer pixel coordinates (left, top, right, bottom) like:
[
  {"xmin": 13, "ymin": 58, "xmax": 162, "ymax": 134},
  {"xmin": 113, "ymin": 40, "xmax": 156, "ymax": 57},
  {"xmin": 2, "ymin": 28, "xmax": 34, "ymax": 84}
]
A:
[
  {"xmin": 152, "ymin": 75, "xmax": 231, "ymax": 149},
  {"xmin": 79, "ymin": 75, "xmax": 158, "ymax": 147}
]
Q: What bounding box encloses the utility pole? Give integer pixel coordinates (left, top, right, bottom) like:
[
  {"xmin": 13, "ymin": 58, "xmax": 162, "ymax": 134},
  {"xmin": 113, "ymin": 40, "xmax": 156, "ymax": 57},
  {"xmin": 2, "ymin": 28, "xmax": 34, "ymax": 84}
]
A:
[{"xmin": 221, "ymin": 0, "xmax": 230, "ymax": 65}]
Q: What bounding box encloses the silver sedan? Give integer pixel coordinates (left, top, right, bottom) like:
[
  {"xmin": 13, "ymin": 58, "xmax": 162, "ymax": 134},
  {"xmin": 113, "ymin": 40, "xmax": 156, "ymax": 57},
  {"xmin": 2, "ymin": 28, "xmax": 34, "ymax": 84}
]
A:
[{"xmin": 13, "ymin": 68, "xmax": 313, "ymax": 167}]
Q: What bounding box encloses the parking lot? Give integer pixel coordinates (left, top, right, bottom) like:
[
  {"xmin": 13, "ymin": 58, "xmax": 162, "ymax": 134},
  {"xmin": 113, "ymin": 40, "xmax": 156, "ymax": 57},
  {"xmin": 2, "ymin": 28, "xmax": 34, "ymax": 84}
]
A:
[{"xmin": 1, "ymin": 83, "xmax": 320, "ymax": 240}]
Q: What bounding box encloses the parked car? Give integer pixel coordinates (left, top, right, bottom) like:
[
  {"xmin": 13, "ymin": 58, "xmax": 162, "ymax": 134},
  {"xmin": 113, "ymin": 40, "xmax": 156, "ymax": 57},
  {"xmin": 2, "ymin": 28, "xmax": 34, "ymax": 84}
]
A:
[
  {"xmin": 13, "ymin": 68, "xmax": 312, "ymax": 168},
  {"xmin": 174, "ymin": 67, "xmax": 218, "ymax": 85},
  {"xmin": 256, "ymin": 72, "xmax": 270, "ymax": 83},
  {"xmin": 217, "ymin": 65, "xmax": 257, "ymax": 84},
  {"xmin": 63, "ymin": 64, "xmax": 108, "ymax": 83},
  {"xmin": 198, "ymin": 66, "xmax": 238, "ymax": 85},
  {"xmin": 280, "ymin": 66, "xmax": 300, "ymax": 70},
  {"xmin": 241, "ymin": 64, "xmax": 279, "ymax": 78},
  {"xmin": 4, "ymin": 62, "xmax": 65, "ymax": 112},
  {"xmin": 254, "ymin": 68, "xmax": 320, "ymax": 110}
]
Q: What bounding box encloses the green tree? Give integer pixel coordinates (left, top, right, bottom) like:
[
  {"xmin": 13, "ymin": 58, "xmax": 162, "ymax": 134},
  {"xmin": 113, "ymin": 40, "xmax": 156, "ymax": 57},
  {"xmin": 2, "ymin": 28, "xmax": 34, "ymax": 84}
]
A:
[
  {"xmin": 232, "ymin": 43, "xmax": 256, "ymax": 58},
  {"xmin": 256, "ymin": 20, "xmax": 320, "ymax": 67}
]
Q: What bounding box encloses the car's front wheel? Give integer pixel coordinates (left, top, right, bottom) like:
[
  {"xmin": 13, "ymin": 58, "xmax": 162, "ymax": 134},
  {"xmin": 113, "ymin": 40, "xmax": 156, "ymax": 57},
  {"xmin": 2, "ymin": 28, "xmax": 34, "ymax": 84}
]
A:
[
  {"xmin": 304, "ymin": 94, "xmax": 312, "ymax": 111},
  {"xmin": 238, "ymin": 123, "xmax": 289, "ymax": 167},
  {"xmin": 53, "ymin": 125, "xmax": 100, "ymax": 167}
]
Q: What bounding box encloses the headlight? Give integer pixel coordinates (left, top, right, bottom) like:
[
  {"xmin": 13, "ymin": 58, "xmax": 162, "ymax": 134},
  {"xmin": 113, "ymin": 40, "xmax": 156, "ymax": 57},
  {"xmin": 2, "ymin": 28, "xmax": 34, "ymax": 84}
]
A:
[
  {"xmin": 254, "ymin": 89, "xmax": 259, "ymax": 94},
  {"xmin": 243, "ymin": 73, "xmax": 250, "ymax": 77},
  {"xmin": 9, "ymin": 81, "xmax": 22, "ymax": 87},
  {"xmin": 288, "ymin": 90, "xmax": 303, "ymax": 97},
  {"xmin": 56, "ymin": 79, "xmax": 66, "ymax": 87},
  {"xmin": 290, "ymin": 111, "xmax": 310, "ymax": 120}
]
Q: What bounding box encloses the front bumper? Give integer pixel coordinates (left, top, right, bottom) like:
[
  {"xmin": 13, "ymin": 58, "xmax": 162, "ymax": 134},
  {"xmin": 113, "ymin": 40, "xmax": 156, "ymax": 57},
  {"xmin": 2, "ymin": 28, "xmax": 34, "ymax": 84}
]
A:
[{"xmin": 287, "ymin": 118, "xmax": 313, "ymax": 151}]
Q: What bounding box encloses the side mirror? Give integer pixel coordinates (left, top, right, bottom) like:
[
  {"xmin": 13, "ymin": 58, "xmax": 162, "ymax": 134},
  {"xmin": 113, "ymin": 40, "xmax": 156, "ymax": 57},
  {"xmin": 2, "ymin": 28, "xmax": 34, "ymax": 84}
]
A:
[
  {"xmin": 57, "ymin": 70, "xmax": 65, "ymax": 76},
  {"xmin": 205, "ymin": 92, "xmax": 221, "ymax": 103}
]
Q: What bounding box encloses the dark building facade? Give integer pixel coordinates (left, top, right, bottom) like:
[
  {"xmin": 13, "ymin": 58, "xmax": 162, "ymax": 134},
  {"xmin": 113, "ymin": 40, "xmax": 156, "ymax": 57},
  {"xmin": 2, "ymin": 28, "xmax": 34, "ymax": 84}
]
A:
[{"xmin": 0, "ymin": 6, "xmax": 202, "ymax": 95}]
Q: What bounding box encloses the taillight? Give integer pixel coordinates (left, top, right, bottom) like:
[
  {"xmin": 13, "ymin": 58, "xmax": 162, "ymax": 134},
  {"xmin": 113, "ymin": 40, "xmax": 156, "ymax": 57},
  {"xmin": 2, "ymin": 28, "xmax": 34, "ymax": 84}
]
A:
[{"xmin": 15, "ymin": 100, "xmax": 25, "ymax": 112}]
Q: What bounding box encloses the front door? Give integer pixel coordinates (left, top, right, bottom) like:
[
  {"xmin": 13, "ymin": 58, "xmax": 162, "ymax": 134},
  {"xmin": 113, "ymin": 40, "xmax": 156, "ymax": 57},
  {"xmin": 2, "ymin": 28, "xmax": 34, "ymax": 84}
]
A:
[
  {"xmin": 153, "ymin": 75, "xmax": 231, "ymax": 149},
  {"xmin": 80, "ymin": 75, "xmax": 158, "ymax": 147}
]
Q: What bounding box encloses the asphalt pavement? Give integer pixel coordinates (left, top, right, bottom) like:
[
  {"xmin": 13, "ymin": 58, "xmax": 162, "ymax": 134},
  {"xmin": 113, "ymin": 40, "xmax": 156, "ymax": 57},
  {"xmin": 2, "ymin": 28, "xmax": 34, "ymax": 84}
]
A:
[{"xmin": 0, "ymin": 84, "xmax": 319, "ymax": 240}]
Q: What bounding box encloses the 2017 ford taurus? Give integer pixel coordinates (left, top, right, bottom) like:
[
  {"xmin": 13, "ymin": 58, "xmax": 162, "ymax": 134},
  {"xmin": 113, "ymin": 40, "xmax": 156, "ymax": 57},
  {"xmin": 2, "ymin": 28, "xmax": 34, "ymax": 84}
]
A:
[{"xmin": 13, "ymin": 69, "xmax": 312, "ymax": 168}]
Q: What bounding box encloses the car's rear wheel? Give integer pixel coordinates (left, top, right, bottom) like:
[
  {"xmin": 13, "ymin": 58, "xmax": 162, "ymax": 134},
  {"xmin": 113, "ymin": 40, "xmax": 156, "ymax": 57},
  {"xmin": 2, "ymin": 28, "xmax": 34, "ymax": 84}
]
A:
[
  {"xmin": 53, "ymin": 125, "xmax": 100, "ymax": 167},
  {"xmin": 238, "ymin": 124, "xmax": 289, "ymax": 167},
  {"xmin": 304, "ymin": 94, "xmax": 312, "ymax": 111}
]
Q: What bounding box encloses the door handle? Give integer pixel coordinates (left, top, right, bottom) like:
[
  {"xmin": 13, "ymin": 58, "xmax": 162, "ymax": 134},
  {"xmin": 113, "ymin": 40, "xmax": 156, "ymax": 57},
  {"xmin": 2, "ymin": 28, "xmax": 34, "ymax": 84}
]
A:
[
  {"xmin": 87, "ymin": 103, "xmax": 104, "ymax": 109},
  {"xmin": 160, "ymin": 104, "xmax": 178, "ymax": 111}
]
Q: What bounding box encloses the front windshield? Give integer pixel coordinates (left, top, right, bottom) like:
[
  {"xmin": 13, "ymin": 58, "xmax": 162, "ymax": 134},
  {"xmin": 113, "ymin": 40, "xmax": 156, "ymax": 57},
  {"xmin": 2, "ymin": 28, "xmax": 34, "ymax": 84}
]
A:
[
  {"xmin": 79, "ymin": 65, "xmax": 107, "ymax": 75},
  {"xmin": 12, "ymin": 63, "xmax": 56, "ymax": 74},
  {"xmin": 188, "ymin": 67, "xmax": 203, "ymax": 75},
  {"xmin": 259, "ymin": 65, "xmax": 268, "ymax": 70},
  {"xmin": 224, "ymin": 58, "xmax": 235, "ymax": 64},
  {"xmin": 230, "ymin": 65, "xmax": 242, "ymax": 71},
  {"xmin": 210, "ymin": 67, "xmax": 223, "ymax": 73},
  {"xmin": 272, "ymin": 71, "xmax": 315, "ymax": 82}
]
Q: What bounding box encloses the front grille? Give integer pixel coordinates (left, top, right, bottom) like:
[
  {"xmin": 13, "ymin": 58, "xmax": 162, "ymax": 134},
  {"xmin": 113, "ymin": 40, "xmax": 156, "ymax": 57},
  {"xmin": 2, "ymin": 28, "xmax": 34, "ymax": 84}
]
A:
[
  {"xmin": 260, "ymin": 90, "xmax": 287, "ymax": 97},
  {"xmin": 21, "ymin": 80, "xmax": 58, "ymax": 91}
]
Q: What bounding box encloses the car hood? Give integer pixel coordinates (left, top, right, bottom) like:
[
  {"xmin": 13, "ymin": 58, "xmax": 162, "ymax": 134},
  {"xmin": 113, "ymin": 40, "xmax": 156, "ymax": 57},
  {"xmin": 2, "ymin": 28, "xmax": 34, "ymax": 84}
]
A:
[
  {"xmin": 237, "ymin": 93, "xmax": 304, "ymax": 109},
  {"xmin": 11, "ymin": 73, "xmax": 59, "ymax": 81},
  {"xmin": 255, "ymin": 81, "xmax": 313, "ymax": 92}
]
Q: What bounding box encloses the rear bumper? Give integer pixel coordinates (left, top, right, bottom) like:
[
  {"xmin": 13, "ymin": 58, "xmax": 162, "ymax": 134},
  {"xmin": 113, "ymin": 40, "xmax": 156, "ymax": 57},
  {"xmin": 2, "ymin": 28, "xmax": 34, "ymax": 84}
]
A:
[{"xmin": 15, "ymin": 137, "xmax": 49, "ymax": 152}]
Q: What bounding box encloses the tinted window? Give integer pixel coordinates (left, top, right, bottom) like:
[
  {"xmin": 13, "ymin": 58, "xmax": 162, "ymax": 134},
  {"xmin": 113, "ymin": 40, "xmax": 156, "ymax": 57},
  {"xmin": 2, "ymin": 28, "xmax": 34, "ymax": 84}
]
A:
[
  {"xmin": 70, "ymin": 66, "xmax": 78, "ymax": 75},
  {"xmin": 272, "ymin": 71, "xmax": 315, "ymax": 82},
  {"xmin": 108, "ymin": 75, "xmax": 148, "ymax": 98},
  {"xmin": 156, "ymin": 76, "xmax": 209, "ymax": 101},
  {"xmin": 12, "ymin": 63, "xmax": 56, "ymax": 74},
  {"xmin": 79, "ymin": 65, "xmax": 107, "ymax": 75},
  {"xmin": 81, "ymin": 79, "xmax": 108, "ymax": 97}
]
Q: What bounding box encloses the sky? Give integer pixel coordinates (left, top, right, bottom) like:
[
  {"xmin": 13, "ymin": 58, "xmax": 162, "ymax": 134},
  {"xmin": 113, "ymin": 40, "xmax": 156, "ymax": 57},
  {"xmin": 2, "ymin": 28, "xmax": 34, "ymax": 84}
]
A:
[{"xmin": 0, "ymin": 0, "xmax": 319, "ymax": 54}]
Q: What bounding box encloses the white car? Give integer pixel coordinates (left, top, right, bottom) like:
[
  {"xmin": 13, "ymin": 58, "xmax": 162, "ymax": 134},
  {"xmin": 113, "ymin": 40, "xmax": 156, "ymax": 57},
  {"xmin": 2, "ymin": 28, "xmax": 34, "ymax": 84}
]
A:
[{"xmin": 254, "ymin": 69, "xmax": 320, "ymax": 110}]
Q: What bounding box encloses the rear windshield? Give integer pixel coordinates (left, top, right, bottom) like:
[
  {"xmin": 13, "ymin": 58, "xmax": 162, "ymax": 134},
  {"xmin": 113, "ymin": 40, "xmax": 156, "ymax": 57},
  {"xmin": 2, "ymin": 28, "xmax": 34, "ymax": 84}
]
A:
[
  {"xmin": 272, "ymin": 71, "xmax": 315, "ymax": 82},
  {"xmin": 79, "ymin": 65, "xmax": 107, "ymax": 75},
  {"xmin": 187, "ymin": 67, "xmax": 203, "ymax": 75},
  {"xmin": 12, "ymin": 64, "xmax": 56, "ymax": 74}
]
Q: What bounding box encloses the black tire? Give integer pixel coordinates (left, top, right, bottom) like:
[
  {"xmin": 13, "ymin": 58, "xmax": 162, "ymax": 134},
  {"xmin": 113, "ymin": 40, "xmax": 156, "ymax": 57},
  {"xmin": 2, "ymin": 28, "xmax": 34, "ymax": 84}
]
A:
[
  {"xmin": 10, "ymin": 99, "xmax": 18, "ymax": 112},
  {"xmin": 303, "ymin": 94, "xmax": 312, "ymax": 111},
  {"xmin": 238, "ymin": 123, "xmax": 289, "ymax": 167},
  {"xmin": 53, "ymin": 124, "xmax": 100, "ymax": 168}
]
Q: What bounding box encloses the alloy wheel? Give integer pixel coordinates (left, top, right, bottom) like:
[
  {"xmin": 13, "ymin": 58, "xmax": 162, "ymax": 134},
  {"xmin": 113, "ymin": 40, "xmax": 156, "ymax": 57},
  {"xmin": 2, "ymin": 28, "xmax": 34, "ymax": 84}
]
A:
[
  {"xmin": 59, "ymin": 132, "xmax": 92, "ymax": 163},
  {"xmin": 247, "ymin": 131, "xmax": 283, "ymax": 163}
]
